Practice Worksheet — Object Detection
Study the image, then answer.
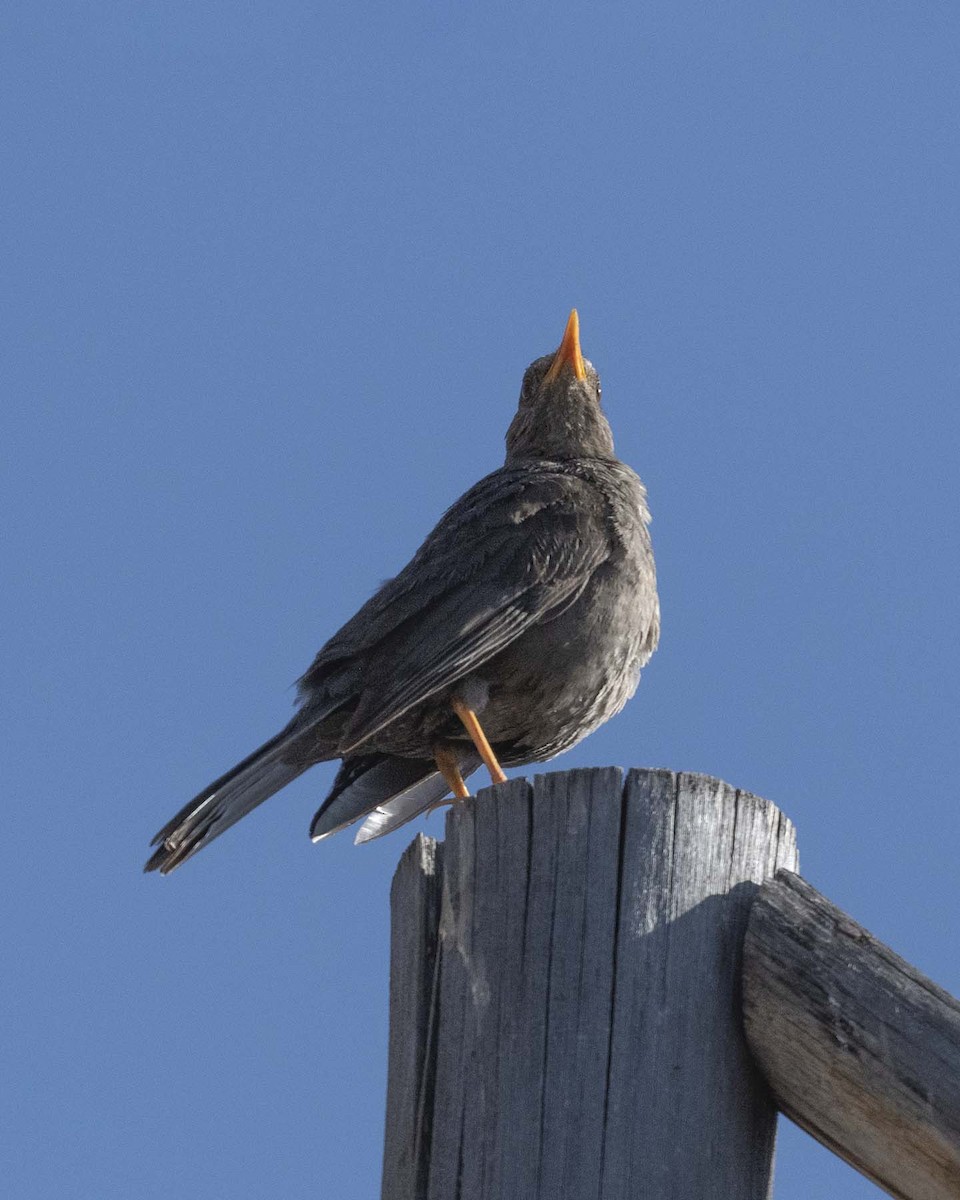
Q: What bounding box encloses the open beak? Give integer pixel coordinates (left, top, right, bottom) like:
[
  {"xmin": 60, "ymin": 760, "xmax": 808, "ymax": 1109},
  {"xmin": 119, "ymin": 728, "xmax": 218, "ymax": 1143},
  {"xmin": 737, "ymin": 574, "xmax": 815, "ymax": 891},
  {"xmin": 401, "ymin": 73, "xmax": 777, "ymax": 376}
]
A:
[{"xmin": 543, "ymin": 309, "xmax": 587, "ymax": 384}]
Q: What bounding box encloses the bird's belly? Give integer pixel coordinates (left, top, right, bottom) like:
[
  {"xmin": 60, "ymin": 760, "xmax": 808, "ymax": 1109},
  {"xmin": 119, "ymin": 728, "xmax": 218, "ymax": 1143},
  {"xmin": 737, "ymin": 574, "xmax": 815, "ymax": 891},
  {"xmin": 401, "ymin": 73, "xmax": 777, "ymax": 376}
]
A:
[
  {"xmin": 362, "ymin": 557, "xmax": 658, "ymax": 764},
  {"xmin": 476, "ymin": 562, "xmax": 656, "ymax": 762}
]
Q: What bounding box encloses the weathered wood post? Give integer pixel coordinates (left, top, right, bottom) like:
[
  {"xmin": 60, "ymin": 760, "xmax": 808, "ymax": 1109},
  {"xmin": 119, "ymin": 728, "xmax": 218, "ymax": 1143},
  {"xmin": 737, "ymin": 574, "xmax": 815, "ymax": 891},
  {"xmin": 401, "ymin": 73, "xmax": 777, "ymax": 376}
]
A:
[
  {"xmin": 381, "ymin": 766, "xmax": 798, "ymax": 1200},
  {"xmin": 743, "ymin": 871, "xmax": 960, "ymax": 1199}
]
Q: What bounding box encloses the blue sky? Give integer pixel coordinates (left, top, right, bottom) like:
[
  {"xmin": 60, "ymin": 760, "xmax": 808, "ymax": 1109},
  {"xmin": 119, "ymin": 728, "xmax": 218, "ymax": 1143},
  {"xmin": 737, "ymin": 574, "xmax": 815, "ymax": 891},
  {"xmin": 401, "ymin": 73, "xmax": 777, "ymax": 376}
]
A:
[{"xmin": 4, "ymin": 4, "xmax": 959, "ymax": 1197}]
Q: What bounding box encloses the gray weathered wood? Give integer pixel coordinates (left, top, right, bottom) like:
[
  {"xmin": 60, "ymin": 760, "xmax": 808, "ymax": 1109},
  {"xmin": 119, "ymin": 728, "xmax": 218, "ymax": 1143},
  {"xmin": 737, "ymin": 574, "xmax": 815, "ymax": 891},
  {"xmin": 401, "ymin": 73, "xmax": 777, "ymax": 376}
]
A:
[
  {"xmin": 381, "ymin": 835, "xmax": 444, "ymax": 1199},
  {"xmin": 743, "ymin": 870, "xmax": 960, "ymax": 1200},
  {"xmin": 381, "ymin": 766, "xmax": 798, "ymax": 1200}
]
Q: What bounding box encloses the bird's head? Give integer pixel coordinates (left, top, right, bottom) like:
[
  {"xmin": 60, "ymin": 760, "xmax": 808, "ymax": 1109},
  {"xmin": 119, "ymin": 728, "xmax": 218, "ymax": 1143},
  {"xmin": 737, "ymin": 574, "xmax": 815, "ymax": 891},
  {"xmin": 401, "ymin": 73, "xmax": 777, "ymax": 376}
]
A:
[{"xmin": 505, "ymin": 310, "xmax": 615, "ymax": 463}]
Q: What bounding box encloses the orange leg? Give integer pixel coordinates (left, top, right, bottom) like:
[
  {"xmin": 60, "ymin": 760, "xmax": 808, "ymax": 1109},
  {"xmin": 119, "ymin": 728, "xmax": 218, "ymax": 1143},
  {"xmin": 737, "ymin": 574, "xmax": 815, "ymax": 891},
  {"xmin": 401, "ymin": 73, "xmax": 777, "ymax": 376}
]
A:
[
  {"xmin": 434, "ymin": 744, "xmax": 471, "ymax": 800},
  {"xmin": 451, "ymin": 698, "xmax": 508, "ymax": 785}
]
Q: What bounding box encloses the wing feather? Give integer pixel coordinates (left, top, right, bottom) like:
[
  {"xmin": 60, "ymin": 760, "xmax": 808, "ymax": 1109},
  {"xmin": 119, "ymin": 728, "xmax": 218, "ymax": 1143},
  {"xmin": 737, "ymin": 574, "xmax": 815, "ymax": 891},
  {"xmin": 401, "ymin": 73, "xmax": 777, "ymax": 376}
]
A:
[{"xmin": 298, "ymin": 466, "xmax": 614, "ymax": 751}]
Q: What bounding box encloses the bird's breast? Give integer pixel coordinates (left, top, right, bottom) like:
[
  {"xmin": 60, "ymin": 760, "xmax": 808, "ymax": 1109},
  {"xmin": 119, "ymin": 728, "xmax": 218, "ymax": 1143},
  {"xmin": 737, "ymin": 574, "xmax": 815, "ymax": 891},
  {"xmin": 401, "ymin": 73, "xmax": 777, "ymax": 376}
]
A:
[{"xmin": 477, "ymin": 550, "xmax": 658, "ymax": 760}]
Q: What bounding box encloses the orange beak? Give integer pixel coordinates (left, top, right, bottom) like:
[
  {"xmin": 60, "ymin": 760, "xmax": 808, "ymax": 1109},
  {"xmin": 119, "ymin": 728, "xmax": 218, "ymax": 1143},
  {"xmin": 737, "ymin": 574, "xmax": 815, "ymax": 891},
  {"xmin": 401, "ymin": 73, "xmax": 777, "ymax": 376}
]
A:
[{"xmin": 543, "ymin": 309, "xmax": 587, "ymax": 384}]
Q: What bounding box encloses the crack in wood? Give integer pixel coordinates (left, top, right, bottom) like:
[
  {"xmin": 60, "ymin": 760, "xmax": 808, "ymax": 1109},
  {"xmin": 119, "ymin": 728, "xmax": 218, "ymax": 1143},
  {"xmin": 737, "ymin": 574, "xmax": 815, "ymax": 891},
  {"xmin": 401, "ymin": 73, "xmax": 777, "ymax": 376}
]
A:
[{"xmin": 382, "ymin": 767, "xmax": 798, "ymax": 1200}]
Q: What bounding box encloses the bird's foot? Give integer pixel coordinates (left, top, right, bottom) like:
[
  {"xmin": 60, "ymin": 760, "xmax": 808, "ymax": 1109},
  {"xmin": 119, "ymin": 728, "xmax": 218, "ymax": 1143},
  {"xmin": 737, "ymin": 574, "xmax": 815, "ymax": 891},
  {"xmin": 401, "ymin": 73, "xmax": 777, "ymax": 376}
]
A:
[{"xmin": 434, "ymin": 744, "xmax": 471, "ymax": 800}]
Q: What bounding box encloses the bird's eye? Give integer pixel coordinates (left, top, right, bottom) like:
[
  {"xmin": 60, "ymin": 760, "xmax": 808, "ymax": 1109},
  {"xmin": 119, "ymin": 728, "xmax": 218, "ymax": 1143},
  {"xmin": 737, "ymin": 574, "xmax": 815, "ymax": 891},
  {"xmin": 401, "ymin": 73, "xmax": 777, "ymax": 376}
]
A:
[{"xmin": 596, "ymin": 384, "xmax": 602, "ymax": 403}]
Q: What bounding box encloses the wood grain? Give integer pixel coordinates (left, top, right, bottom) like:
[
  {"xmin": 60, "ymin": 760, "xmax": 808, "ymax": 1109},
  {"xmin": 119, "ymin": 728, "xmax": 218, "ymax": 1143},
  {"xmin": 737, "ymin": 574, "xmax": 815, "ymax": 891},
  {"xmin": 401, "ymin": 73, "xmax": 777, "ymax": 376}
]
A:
[
  {"xmin": 381, "ymin": 834, "xmax": 444, "ymax": 1200},
  {"xmin": 381, "ymin": 767, "xmax": 797, "ymax": 1200},
  {"xmin": 743, "ymin": 870, "xmax": 960, "ymax": 1200}
]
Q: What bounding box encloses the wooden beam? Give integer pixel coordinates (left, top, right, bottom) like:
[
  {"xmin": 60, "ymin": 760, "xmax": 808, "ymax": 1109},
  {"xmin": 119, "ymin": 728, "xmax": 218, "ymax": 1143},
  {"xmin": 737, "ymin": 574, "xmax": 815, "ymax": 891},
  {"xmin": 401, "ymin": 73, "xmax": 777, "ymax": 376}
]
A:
[
  {"xmin": 381, "ymin": 767, "xmax": 798, "ymax": 1199},
  {"xmin": 743, "ymin": 870, "xmax": 960, "ymax": 1200}
]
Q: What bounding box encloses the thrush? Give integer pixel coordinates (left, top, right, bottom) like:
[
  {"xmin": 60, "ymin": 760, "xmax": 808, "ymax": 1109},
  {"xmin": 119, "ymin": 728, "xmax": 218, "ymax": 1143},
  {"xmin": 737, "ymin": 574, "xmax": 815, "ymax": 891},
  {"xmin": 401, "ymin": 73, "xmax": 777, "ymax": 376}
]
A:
[{"xmin": 146, "ymin": 311, "xmax": 660, "ymax": 873}]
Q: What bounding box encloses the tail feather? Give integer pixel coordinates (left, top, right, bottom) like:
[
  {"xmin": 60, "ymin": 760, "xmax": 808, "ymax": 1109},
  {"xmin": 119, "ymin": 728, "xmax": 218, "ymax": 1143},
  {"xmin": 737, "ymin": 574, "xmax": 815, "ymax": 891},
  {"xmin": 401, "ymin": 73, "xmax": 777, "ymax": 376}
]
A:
[
  {"xmin": 310, "ymin": 750, "xmax": 481, "ymax": 844},
  {"xmin": 146, "ymin": 727, "xmax": 312, "ymax": 874},
  {"xmin": 353, "ymin": 760, "xmax": 478, "ymax": 843}
]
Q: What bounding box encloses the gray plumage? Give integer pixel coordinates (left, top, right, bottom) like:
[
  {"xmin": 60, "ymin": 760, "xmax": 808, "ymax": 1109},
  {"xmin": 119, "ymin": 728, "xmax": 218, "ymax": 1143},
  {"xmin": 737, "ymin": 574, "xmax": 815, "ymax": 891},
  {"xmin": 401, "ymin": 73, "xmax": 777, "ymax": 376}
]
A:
[{"xmin": 145, "ymin": 317, "xmax": 660, "ymax": 874}]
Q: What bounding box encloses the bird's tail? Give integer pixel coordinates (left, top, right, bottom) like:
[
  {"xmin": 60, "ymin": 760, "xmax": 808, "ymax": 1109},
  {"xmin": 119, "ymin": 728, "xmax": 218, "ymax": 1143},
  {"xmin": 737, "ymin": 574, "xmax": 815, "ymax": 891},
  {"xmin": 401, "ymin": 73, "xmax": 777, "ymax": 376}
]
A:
[
  {"xmin": 309, "ymin": 749, "xmax": 481, "ymax": 845},
  {"xmin": 145, "ymin": 725, "xmax": 312, "ymax": 874}
]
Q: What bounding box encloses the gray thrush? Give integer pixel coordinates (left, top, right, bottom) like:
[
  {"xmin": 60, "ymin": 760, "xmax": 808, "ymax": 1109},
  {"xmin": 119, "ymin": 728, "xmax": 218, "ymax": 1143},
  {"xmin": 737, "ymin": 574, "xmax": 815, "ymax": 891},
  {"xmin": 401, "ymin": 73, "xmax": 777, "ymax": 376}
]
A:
[{"xmin": 146, "ymin": 311, "xmax": 660, "ymax": 873}]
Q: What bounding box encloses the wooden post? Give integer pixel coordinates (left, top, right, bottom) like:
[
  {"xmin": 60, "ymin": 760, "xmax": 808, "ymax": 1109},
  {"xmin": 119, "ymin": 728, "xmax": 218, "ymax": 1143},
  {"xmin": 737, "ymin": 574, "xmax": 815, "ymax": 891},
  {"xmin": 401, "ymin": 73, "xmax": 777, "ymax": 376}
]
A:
[
  {"xmin": 381, "ymin": 835, "xmax": 446, "ymax": 1199},
  {"xmin": 381, "ymin": 767, "xmax": 798, "ymax": 1200},
  {"xmin": 743, "ymin": 870, "xmax": 960, "ymax": 1200}
]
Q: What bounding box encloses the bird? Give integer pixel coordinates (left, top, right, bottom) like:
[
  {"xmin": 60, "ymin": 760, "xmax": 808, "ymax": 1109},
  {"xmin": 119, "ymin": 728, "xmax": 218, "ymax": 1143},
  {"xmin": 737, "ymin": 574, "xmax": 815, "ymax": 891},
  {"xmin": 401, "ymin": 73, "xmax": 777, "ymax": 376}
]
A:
[{"xmin": 146, "ymin": 310, "xmax": 660, "ymax": 873}]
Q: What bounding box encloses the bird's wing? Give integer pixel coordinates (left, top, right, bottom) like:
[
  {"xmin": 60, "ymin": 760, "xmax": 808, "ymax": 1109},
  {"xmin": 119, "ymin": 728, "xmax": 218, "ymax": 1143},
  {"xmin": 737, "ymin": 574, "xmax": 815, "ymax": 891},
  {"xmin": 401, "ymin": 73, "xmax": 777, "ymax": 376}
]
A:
[
  {"xmin": 301, "ymin": 465, "xmax": 603, "ymax": 677},
  {"xmin": 302, "ymin": 466, "xmax": 613, "ymax": 752}
]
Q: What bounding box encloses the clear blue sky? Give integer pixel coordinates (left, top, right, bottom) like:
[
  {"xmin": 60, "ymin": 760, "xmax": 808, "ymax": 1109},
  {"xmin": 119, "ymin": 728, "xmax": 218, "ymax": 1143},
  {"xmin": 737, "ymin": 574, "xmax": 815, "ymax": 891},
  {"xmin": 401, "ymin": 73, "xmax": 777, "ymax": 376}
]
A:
[{"xmin": 4, "ymin": 4, "xmax": 959, "ymax": 1197}]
